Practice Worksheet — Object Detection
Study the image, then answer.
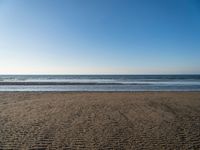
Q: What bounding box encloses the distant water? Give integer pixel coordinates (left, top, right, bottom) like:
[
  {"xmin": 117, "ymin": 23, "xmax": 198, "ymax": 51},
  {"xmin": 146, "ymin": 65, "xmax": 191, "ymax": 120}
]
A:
[{"xmin": 0, "ymin": 75, "xmax": 200, "ymax": 91}]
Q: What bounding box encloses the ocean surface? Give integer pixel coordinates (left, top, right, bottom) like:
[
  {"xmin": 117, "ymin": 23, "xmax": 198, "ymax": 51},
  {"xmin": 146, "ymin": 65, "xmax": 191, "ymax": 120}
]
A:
[{"xmin": 0, "ymin": 75, "xmax": 200, "ymax": 91}]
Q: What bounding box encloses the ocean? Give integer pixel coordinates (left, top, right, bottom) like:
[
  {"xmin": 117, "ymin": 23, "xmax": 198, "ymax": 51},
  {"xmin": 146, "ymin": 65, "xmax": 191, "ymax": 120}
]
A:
[{"xmin": 0, "ymin": 75, "xmax": 200, "ymax": 91}]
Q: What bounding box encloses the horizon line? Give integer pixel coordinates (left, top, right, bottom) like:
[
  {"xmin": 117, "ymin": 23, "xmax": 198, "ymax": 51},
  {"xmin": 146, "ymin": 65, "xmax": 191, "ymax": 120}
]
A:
[{"xmin": 0, "ymin": 73, "xmax": 200, "ymax": 76}]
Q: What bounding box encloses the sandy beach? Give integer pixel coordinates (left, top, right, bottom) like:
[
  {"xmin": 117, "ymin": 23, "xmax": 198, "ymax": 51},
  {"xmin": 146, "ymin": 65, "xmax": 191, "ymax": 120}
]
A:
[{"xmin": 0, "ymin": 92, "xmax": 200, "ymax": 149}]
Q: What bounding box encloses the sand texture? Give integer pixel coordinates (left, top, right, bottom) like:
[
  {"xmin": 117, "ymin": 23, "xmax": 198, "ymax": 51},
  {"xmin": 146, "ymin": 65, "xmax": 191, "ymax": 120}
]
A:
[{"xmin": 0, "ymin": 92, "xmax": 200, "ymax": 149}]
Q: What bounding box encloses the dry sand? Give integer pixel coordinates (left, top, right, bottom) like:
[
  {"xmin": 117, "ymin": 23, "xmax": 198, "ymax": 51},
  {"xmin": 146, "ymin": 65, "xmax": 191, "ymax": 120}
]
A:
[{"xmin": 0, "ymin": 92, "xmax": 200, "ymax": 150}]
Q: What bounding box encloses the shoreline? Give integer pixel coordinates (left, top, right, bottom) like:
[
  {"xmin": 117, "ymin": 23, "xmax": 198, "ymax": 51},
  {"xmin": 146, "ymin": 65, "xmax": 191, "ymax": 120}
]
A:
[{"xmin": 1, "ymin": 91, "xmax": 200, "ymax": 93}]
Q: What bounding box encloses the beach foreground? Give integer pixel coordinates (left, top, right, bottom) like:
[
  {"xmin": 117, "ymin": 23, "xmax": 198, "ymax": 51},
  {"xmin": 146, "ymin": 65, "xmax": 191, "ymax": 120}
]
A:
[{"xmin": 0, "ymin": 92, "xmax": 200, "ymax": 149}]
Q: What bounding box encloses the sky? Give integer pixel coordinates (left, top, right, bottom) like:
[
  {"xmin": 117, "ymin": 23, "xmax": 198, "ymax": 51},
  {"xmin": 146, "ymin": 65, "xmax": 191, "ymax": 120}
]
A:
[{"xmin": 0, "ymin": 0, "xmax": 200, "ymax": 74}]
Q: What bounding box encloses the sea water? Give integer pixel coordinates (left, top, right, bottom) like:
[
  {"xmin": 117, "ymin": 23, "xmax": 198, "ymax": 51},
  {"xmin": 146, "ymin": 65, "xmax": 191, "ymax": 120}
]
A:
[{"xmin": 0, "ymin": 75, "xmax": 200, "ymax": 91}]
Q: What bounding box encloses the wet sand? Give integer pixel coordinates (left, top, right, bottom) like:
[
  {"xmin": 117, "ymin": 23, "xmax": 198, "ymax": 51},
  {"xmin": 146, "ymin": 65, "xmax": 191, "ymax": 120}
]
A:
[{"xmin": 0, "ymin": 92, "xmax": 200, "ymax": 149}]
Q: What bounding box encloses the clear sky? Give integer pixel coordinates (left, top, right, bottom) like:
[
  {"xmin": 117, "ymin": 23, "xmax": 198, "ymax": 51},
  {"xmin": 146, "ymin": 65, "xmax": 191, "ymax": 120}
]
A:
[{"xmin": 0, "ymin": 0, "xmax": 200, "ymax": 74}]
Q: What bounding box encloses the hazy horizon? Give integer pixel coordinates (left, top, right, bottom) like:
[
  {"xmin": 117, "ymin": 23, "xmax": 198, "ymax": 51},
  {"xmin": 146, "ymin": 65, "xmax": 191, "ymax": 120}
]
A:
[
  {"xmin": 0, "ymin": 0, "xmax": 200, "ymax": 74},
  {"xmin": 1, "ymin": 73, "xmax": 200, "ymax": 75}
]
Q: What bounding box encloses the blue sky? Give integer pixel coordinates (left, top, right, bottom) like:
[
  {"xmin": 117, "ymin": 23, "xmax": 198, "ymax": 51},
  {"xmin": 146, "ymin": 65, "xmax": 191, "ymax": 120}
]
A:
[{"xmin": 0, "ymin": 0, "xmax": 200, "ymax": 74}]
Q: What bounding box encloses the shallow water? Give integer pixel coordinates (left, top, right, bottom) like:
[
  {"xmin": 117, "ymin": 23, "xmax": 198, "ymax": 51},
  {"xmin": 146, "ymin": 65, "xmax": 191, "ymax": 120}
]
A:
[{"xmin": 0, "ymin": 75, "xmax": 200, "ymax": 91}]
